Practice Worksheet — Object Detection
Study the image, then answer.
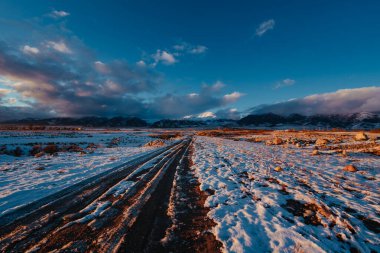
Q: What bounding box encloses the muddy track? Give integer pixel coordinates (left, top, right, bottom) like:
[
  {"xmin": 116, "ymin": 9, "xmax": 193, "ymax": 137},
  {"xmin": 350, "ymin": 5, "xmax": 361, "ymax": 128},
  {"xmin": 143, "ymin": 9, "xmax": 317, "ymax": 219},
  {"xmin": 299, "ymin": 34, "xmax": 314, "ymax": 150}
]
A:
[
  {"xmin": 0, "ymin": 138, "xmax": 222, "ymax": 253},
  {"xmin": 0, "ymin": 140, "xmax": 186, "ymax": 251}
]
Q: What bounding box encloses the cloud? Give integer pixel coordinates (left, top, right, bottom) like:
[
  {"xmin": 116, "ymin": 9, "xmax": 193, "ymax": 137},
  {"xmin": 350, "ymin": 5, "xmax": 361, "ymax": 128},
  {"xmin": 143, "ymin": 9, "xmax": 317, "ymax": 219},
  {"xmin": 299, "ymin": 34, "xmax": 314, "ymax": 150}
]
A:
[
  {"xmin": 94, "ymin": 61, "xmax": 109, "ymax": 74},
  {"xmin": 0, "ymin": 105, "xmax": 53, "ymax": 121},
  {"xmin": 49, "ymin": 10, "xmax": 70, "ymax": 19},
  {"xmin": 197, "ymin": 111, "xmax": 216, "ymax": 119},
  {"xmin": 202, "ymin": 81, "xmax": 225, "ymax": 93},
  {"xmin": 189, "ymin": 45, "xmax": 208, "ymax": 54},
  {"xmin": 0, "ymin": 38, "xmax": 241, "ymax": 120},
  {"xmin": 256, "ymin": 19, "xmax": 275, "ymax": 37},
  {"xmin": 46, "ymin": 41, "xmax": 72, "ymax": 54},
  {"xmin": 250, "ymin": 87, "xmax": 380, "ymax": 115},
  {"xmin": 173, "ymin": 42, "xmax": 208, "ymax": 54},
  {"xmin": 0, "ymin": 18, "xmax": 241, "ymax": 120},
  {"xmin": 145, "ymin": 42, "xmax": 207, "ymax": 67},
  {"xmin": 152, "ymin": 50, "xmax": 176, "ymax": 65},
  {"xmin": 215, "ymin": 108, "xmax": 241, "ymax": 120},
  {"xmin": 223, "ymin": 91, "xmax": 244, "ymax": 103},
  {"xmin": 0, "ymin": 38, "xmax": 161, "ymax": 119},
  {"xmin": 0, "ymin": 88, "xmax": 11, "ymax": 95},
  {"xmin": 136, "ymin": 60, "xmax": 146, "ymax": 67},
  {"xmin": 22, "ymin": 45, "xmax": 39, "ymax": 55},
  {"xmin": 274, "ymin": 78, "xmax": 295, "ymax": 89},
  {"xmin": 147, "ymin": 86, "xmax": 243, "ymax": 118}
]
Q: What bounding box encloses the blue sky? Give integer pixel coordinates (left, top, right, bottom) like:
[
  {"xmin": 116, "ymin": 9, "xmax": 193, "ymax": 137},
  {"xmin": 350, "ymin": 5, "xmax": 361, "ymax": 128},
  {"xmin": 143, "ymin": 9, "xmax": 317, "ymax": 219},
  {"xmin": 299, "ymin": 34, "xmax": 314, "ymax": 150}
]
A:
[{"xmin": 0, "ymin": 0, "xmax": 379, "ymax": 120}]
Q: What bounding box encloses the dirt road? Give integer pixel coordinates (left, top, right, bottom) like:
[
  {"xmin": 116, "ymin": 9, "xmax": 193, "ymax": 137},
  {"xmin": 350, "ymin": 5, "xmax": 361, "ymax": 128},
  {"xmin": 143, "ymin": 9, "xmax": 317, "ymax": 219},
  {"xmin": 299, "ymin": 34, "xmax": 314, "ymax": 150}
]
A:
[{"xmin": 0, "ymin": 138, "xmax": 221, "ymax": 253}]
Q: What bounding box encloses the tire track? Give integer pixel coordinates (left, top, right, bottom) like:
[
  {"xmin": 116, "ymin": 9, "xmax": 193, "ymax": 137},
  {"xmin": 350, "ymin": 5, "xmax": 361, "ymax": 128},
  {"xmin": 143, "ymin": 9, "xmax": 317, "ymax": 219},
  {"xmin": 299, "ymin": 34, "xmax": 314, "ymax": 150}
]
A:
[{"xmin": 0, "ymin": 140, "xmax": 189, "ymax": 252}]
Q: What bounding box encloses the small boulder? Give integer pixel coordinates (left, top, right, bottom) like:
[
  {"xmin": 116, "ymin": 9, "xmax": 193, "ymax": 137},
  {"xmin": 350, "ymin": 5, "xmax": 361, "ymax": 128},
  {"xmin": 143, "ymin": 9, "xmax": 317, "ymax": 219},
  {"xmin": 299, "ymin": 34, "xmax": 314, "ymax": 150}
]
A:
[
  {"xmin": 34, "ymin": 151, "xmax": 45, "ymax": 158},
  {"xmin": 354, "ymin": 132, "xmax": 369, "ymax": 141},
  {"xmin": 312, "ymin": 150, "xmax": 319, "ymax": 156},
  {"xmin": 274, "ymin": 166, "xmax": 283, "ymax": 172},
  {"xmin": 343, "ymin": 165, "xmax": 358, "ymax": 172},
  {"xmin": 144, "ymin": 139, "xmax": 165, "ymax": 147},
  {"xmin": 35, "ymin": 166, "xmax": 45, "ymax": 171},
  {"xmin": 272, "ymin": 137, "xmax": 283, "ymax": 145},
  {"xmin": 315, "ymin": 138, "xmax": 328, "ymax": 146}
]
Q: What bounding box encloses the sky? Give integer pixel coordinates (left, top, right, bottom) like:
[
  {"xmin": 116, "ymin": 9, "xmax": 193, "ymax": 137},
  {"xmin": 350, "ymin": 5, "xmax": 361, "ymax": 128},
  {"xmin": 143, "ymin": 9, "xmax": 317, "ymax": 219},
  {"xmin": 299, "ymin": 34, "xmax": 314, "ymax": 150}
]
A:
[{"xmin": 0, "ymin": 0, "xmax": 379, "ymax": 120}]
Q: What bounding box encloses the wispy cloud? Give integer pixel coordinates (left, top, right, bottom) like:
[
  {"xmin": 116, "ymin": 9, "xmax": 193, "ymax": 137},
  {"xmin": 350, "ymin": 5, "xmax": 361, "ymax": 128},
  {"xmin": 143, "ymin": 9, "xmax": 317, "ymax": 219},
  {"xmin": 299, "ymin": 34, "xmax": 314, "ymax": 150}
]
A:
[
  {"xmin": 22, "ymin": 45, "xmax": 39, "ymax": 55},
  {"xmin": 49, "ymin": 10, "xmax": 70, "ymax": 19},
  {"xmin": 173, "ymin": 42, "xmax": 208, "ymax": 54},
  {"xmin": 274, "ymin": 78, "xmax": 295, "ymax": 89},
  {"xmin": 143, "ymin": 41, "xmax": 207, "ymax": 67},
  {"xmin": 152, "ymin": 50, "xmax": 176, "ymax": 65},
  {"xmin": 46, "ymin": 41, "xmax": 72, "ymax": 54},
  {"xmin": 256, "ymin": 19, "xmax": 275, "ymax": 37},
  {"xmin": 223, "ymin": 91, "xmax": 244, "ymax": 103},
  {"xmin": 250, "ymin": 87, "xmax": 380, "ymax": 115}
]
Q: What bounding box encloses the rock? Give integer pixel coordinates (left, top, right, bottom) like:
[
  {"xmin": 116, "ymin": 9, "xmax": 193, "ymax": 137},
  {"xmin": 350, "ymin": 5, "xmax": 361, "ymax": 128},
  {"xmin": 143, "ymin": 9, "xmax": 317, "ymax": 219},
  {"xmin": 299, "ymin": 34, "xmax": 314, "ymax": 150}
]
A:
[
  {"xmin": 35, "ymin": 166, "xmax": 45, "ymax": 171},
  {"xmin": 342, "ymin": 150, "xmax": 348, "ymax": 157},
  {"xmin": 296, "ymin": 143, "xmax": 302, "ymax": 148},
  {"xmin": 354, "ymin": 132, "xmax": 369, "ymax": 141},
  {"xmin": 34, "ymin": 151, "xmax": 45, "ymax": 158},
  {"xmin": 315, "ymin": 138, "xmax": 328, "ymax": 146},
  {"xmin": 343, "ymin": 165, "xmax": 358, "ymax": 172},
  {"xmin": 144, "ymin": 139, "xmax": 165, "ymax": 147},
  {"xmin": 274, "ymin": 166, "xmax": 283, "ymax": 172},
  {"xmin": 272, "ymin": 137, "xmax": 283, "ymax": 145},
  {"xmin": 312, "ymin": 150, "xmax": 319, "ymax": 156}
]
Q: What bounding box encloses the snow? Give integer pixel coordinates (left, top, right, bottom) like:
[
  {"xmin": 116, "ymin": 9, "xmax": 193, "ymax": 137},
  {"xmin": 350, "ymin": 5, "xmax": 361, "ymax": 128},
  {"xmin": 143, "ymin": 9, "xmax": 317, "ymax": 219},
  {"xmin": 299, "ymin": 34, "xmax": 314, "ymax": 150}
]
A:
[
  {"xmin": 0, "ymin": 130, "xmax": 170, "ymax": 216},
  {"xmin": 192, "ymin": 136, "xmax": 380, "ymax": 253}
]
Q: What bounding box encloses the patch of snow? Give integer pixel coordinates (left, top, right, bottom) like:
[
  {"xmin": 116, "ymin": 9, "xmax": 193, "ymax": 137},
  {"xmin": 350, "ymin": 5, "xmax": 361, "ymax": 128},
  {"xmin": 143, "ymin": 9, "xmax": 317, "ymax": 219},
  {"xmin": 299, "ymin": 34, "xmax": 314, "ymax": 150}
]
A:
[{"xmin": 192, "ymin": 136, "xmax": 380, "ymax": 253}]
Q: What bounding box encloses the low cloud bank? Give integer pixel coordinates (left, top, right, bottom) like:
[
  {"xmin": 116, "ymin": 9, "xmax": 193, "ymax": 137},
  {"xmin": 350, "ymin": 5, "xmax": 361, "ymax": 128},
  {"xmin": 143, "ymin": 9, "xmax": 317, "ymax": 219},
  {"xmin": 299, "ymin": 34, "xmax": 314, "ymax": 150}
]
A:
[{"xmin": 250, "ymin": 87, "xmax": 380, "ymax": 115}]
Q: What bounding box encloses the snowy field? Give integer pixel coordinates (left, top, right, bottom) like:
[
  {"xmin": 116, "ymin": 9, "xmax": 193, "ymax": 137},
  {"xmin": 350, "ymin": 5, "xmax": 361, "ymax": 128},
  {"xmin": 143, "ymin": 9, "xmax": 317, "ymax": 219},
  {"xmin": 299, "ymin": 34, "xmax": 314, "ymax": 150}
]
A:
[
  {"xmin": 0, "ymin": 130, "xmax": 169, "ymax": 216},
  {"xmin": 193, "ymin": 136, "xmax": 380, "ymax": 253}
]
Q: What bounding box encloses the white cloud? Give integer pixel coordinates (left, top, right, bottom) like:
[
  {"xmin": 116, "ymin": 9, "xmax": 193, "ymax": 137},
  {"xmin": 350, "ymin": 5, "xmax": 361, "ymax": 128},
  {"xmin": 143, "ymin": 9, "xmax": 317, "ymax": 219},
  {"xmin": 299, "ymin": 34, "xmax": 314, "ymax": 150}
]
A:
[
  {"xmin": 50, "ymin": 10, "xmax": 70, "ymax": 19},
  {"xmin": 251, "ymin": 86, "xmax": 380, "ymax": 115},
  {"xmin": 0, "ymin": 88, "xmax": 12, "ymax": 95},
  {"xmin": 188, "ymin": 93, "xmax": 199, "ymax": 98},
  {"xmin": 173, "ymin": 44, "xmax": 186, "ymax": 51},
  {"xmin": 7, "ymin": 98, "xmax": 17, "ymax": 104},
  {"xmin": 173, "ymin": 42, "xmax": 208, "ymax": 54},
  {"xmin": 202, "ymin": 80, "xmax": 225, "ymax": 93},
  {"xmin": 256, "ymin": 19, "xmax": 275, "ymax": 37},
  {"xmin": 223, "ymin": 91, "xmax": 244, "ymax": 103},
  {"xmin": 22, "ymin": 45, "xmax": 39, "ymax": 55},
  {"xmin": 153, "ymin": 50, "xmax": 176, "ymax": 65},
  {"xmin": 275, "ymin": 78, "xmax": 296, "ymax": 89},
  {"xmin": 198, "ymin": 111, "xmax": 217, "ymax": 119},
  {"xmin": 46, "ymin": 41, "xmax": 72, "ymax": 54},
  {"xmin": 215, "ymin": 108, "xmax": 241, "ymax": 120},
  {"xmin": 136, "ymin": 60, "xmax": 146, "ymax": 67},
  {"xmin": 190, "ymin": 45, "xmax": 208, "ymax": 54},
  {"xmin": 94, "ymin": 61, "xmax": 109, "ymax": 73}
]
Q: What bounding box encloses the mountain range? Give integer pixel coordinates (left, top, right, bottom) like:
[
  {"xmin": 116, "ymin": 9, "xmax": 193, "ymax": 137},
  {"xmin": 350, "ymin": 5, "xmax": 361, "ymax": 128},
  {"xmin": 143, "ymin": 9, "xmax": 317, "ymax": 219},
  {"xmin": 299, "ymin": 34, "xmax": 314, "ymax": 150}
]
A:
[{"xmin": 1, "ymin": 112, "xmax": 379, "ymax": 129}]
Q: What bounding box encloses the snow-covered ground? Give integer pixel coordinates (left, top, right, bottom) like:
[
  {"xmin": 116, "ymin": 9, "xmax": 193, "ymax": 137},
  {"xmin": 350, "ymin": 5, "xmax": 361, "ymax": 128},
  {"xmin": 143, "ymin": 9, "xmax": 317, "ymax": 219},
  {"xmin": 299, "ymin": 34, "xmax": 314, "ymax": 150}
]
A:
[
  {"xmin": 193, "ymin": 136, "xmax": 380, "ymax": 253},
  {"xmin": 0, "ymin": 130, "xmax": 168, "ymax": 216}
]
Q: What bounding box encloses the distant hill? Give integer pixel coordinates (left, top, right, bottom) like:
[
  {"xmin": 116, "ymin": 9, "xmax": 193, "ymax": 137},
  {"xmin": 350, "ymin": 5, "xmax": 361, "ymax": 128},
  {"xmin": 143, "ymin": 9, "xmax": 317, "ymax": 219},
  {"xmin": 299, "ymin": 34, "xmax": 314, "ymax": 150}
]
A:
[
  {"xmin": 2, "ymin": 112, "xmax": 379, "ymax": 129},
  {"xmin": 151, "ymin": 119, "xmax": 238, "ymax": 128},
  {"xmin": 2, "ymin": 116, "xmax": 148, "ymax": 127},
  {"xmin": 151, "ymin": 119, "xmax": 206, "ymax": 128},
  {"xmin": 238, "ymin": 112, "xmax": 380, "ymax": 129}
]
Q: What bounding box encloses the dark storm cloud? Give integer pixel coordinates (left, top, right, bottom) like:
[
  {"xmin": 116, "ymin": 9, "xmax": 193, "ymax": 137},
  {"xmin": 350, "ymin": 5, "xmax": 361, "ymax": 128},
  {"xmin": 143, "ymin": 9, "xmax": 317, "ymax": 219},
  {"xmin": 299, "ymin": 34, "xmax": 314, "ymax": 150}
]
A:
[
  {"xmin": 0, "ymin": 17, "xmax": 243, "ymax": 120},
  {"xmin": 0, "ymin": 40, "xmax": 159, "ymax": 118}
]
